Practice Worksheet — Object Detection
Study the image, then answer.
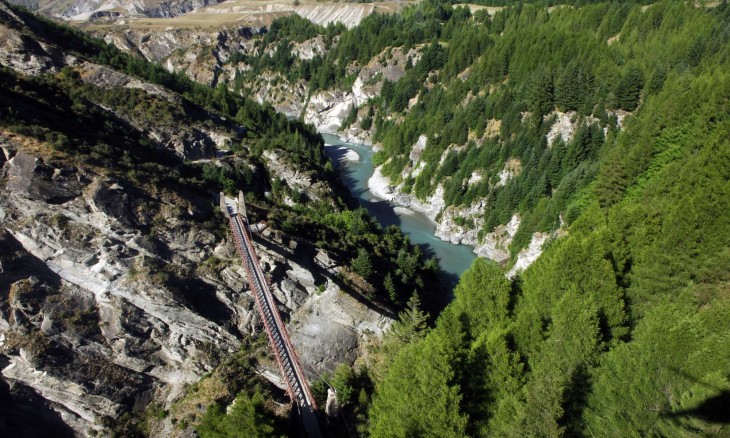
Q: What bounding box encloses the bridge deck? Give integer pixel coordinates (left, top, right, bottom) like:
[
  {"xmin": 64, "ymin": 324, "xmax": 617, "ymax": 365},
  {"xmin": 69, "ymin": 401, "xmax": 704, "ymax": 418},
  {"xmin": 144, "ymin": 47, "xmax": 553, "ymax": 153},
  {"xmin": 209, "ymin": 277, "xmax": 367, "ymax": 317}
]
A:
[{"xmin": 225, "ymin": 195, "xmax": 320, "ymax": 437}]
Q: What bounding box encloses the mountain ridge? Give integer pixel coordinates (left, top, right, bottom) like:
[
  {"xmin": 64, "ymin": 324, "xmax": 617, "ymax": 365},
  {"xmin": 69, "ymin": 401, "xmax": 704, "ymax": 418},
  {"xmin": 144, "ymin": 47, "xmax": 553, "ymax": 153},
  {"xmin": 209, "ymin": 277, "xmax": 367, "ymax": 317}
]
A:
[{"xmin": 7, "ymin": 0, "xmax": 225, "ymax": 20}]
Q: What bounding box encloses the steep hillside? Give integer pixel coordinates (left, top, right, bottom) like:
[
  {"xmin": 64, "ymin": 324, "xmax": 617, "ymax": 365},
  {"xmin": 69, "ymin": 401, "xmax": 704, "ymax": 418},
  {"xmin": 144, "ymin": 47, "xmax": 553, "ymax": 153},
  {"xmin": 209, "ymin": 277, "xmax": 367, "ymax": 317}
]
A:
[
  {"xmin": 8, "ymin": 0, "xmax": 225, "ymax": 20},
  {"xmin": 158, "ymin": 1, "xmax": 730, "ymax": 436},
  {"xmin": 77, "ymin": 1, "xmax": 411, "ymax": 89},
  {"xmin": 367, "ymin": 55, "xmax": 730, "ymax": 437},
  {"xmin": 0, "ymin": 1, "xmax": 441, "ymax": 435},
  {"xmin": 10, "ymin": 0, "xmax": 408, "ymax": 26},
  {"xmin": 4, "ymin": 1, "xmax": 729, "ymax": 436},
  {"xmin": 197, "ymin": 0, "xmax": 730, "ymax": 276}
]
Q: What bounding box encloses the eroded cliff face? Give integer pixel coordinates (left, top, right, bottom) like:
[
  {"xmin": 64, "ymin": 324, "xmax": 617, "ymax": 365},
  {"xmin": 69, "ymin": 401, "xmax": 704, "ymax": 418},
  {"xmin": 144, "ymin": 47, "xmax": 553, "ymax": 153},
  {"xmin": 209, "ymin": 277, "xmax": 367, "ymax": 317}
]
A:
[
  {"xmin": 101, "ymin": 24, "xmax": 264, "ymax": 87},
  {"xmin": 0, "ymin": 126, "xmax": 390, "ymax": 437},
  {"xmin": 304, "ymin": 46, "xmax": 421, "ymax": 141},
  {"xmin": 0, "ymin": 3, "xmax": 393, "ymax": 433},
  {"xmin": 89, "ymin": 7, "xmax": 418, "ymax": 126},
  {"xmin": 7, "ymin": 0, "xmax": 226, "ymax": 20},
  {"xmin": 0, "ymin": 144, "xmax": 238, "ymax": 434},
  {"xmin": 84, "ymin": 5, "xmax": 558, "ymax": 271}
]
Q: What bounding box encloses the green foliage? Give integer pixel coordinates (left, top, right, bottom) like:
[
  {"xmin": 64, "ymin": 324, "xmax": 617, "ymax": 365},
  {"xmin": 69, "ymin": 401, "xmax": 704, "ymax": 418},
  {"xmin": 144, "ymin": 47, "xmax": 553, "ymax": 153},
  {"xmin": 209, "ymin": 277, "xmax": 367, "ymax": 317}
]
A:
[
  {"xmin": 366, "ymin": 4, "xmax": 730, "ymax": 433},
  {"xmin": 371, "ymin": 293, "xmax": 430, "ymax": 384},
  {"xmin": 252, "ymin": 0, "xmax": 729, "ymax": 257},
  {"xmin": 449, "ymin": 258, "xmax": 511, "ymax": 336},
  {"xmin": 271, "ymin": 205, "xmax": 441, "ymax": 307},
  {"xmin": 351, "ymin": 247, "xmax": 373, "ymax": 279},
  {"xmin": 527, "ymin": 68, "xmax": 554, "ymax": 117},
  {"xmin": 385, "ymin": 294, "xmax": 429, "ymax": 347},
  {"xmin": 383, "ymin": 272, "xmax": 396, "ymax": 301},
  {"xmin": 202, "ymin": 163, "xmax": 238, "ymax": 194},
  {"xmin": 196, "ymin": 391, "xmax": 276, "ymax": 438},
  {"xmin": 614, "ymin": 66, "xmax": 644, "ymax": 111},
  {"xmin": 555, "ymin": 63, "xmax": 591, "ymax": 112},
  {"xmin": 331, "ymin": 364, "xmax": 356, "ymax": 406},
  {"xmin": 262, "ymin": 14, "xmax": 329, "ymax": 45},
  {"xmin": 585, "ymin": 299, "xmax": 730, "ymax": 436},
  {"xmin": 369, "ymin": 336, "xmax": 468, "ymax": 438}
]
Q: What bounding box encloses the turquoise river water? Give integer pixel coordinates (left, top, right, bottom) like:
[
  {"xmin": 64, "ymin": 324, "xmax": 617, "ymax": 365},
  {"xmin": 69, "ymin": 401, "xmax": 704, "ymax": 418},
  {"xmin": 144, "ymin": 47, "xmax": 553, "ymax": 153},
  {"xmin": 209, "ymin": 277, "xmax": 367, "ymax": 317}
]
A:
[{"xmin": 322, "ymin": 133, "xmax": 477, "ymax": 283}]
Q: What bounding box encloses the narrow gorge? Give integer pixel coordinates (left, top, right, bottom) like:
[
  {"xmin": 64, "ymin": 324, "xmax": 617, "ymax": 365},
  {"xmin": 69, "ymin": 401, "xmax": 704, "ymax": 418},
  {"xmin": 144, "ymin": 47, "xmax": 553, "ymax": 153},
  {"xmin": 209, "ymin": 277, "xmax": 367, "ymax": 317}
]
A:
[{"xmin": 2, "ymin": 1, "xmax": 730, "ymax": 437}]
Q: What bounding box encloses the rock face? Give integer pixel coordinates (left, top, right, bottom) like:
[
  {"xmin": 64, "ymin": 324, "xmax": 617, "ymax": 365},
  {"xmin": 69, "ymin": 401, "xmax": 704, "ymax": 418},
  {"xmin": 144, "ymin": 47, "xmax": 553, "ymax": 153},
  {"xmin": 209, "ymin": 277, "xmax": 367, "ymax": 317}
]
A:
[
  {"xmin": 0, "ymin": 135, "xmax": 391, "ymax": 435},
  {"xmin": 253, "ymin": 231, "xmax": 392, "ymax": 376},
  {"xmin": 473, "ymin": 215, "xmax": 522, "ymax": 263},
  {"xmin": 0, "ymin": 149, "xmax": 242, "ymax": 433},
  {"xmin": 78, "ymin": 62, "xmax": 233, "ymax": 160},
  {"xmin": 0, "ymin": 6, "xmax": 394, "ymax": 433},
  {"xmin": 0, "ymin": 3, "xmax": 72, "ymax": 75},
  {"xmin": 369, "ymin": 164, "xmax": 446, "ymax": 223},
  {"xmin": 292, "ymin": 3, "xmax": 381, "ymax": 29},
  {"xmin": 290, "ymin": 35, "xmax": 328, "ymax": 61},
  {"xmin": 7, "ymin": 0, "xmax": 226, "ymax": 20},
  {"xmin": 101, "ymin": 24, "xmax": 263, "ymax": 87},
  {"xmin": 262, "ymin": 149, "xmax": 336, "ymax": 205},
  {"xmin": 305, "ymin": 46, "xmax": 420, "ymax": 137},
  {"xmin": 544, "ymin": 110, "xmax": 602, "ymax": 146},
  {"xmin": 507, "ymin": 232, "xmax": 550, "ymax": 278},
  {"xmin": 304, "ymin": 90, "xmax": 356, "ymax": 134},
  {"xmin": 4, "ymin": 153, "xmax": 84, "ymax": 203}
]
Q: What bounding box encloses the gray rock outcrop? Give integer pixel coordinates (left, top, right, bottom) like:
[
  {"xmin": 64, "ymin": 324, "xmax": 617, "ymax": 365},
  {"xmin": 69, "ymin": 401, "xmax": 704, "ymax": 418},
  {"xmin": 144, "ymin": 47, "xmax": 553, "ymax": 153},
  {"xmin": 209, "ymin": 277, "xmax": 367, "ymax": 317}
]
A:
[
  {"xmin": 7, "ymin": 0, "xmax": 226, "ymax": 20},
  {"xmin": 0, "ymin": 7, "xmax": 395, "ymax": 429},
  {"xmin": 0, "ymin": 132, "xmax": 393, "ymax": 434}
]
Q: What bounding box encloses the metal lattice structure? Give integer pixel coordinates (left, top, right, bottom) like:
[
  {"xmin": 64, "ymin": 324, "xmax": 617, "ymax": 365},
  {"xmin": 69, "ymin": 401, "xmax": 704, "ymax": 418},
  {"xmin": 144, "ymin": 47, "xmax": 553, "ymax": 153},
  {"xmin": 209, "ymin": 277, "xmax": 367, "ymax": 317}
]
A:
[{"xmin": 223, "ymin": 193, "xmax": 320, "ymax": 438}]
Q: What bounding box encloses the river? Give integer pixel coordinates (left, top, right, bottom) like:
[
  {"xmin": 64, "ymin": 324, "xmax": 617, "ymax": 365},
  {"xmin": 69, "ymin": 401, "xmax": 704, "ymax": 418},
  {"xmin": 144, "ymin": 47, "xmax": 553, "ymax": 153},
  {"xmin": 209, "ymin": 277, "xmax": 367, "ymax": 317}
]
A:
[{"xmin": 322, "ymin": 134, "xmax": 476, "ymax": 283}]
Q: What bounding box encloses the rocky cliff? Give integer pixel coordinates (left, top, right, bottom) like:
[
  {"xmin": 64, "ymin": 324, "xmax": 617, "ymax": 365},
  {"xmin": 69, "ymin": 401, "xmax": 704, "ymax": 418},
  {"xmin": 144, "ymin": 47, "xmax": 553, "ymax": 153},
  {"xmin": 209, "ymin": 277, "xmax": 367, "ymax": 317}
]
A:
[
  {"xmin": 87, "ymin": 9, "xmax": 549, "ymax": 270},
  {"xmin": 43, "ymin": 0, "xmax": 575, "ymax": 274},
  {"xmin": 0, "ymin": 152, "xmax": 390, "ymax": 434},
  {"xmin": 0, "ymin": 2, "xmax": 394, "ymax": 434},
  {"xmin": 8, "ymin": 0, "xmax": 226, "ymax": 20}
]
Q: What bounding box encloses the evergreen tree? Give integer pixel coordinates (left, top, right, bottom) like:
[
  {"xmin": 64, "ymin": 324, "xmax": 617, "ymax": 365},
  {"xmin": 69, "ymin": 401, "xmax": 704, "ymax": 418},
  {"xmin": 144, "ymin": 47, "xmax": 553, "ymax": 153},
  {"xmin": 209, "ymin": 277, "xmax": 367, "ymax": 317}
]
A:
[
  {"xmin": 351, "ymin": 248, "xmax": 373, "ymax": 279},
  {"xmin": 528, "ymin": 69, "xmax": 554, "ymax": 117},
  {"xmin": 555, "ymin": 64, "xmax": 587, "ymax": 112},
  {"xmin": 513, "ymin": 291, "xmax": 601, "ymax": 437},
  {"xmin": 449, "ymin": 258, "xmax": 511, "ymax": 337},
  {"xmin": 386, "ymin": 293, "xmax": 429, "ymax": 346},
  {"xmin": 594, "ymin": 154, "xmax": 628, "ymax": 208},
  {"xmin": 647, "ymin": 65, "xmax": 667, "ymax": 94},
  {"xmin": 369, "ymin": 336, "xmax": 467, "ymax": 438},
  {"xmin": 615, "ymin": 67, "xmax": 644, "ymax": 111}
]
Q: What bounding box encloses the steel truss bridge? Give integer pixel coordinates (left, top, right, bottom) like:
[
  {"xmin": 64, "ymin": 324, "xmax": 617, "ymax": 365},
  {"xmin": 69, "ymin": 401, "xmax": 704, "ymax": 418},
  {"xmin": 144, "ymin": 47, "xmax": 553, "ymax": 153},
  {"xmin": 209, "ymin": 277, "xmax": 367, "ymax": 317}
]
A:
[{"xmin": 221, "ymin": 192, "xmax": 320, "ymax": 438}]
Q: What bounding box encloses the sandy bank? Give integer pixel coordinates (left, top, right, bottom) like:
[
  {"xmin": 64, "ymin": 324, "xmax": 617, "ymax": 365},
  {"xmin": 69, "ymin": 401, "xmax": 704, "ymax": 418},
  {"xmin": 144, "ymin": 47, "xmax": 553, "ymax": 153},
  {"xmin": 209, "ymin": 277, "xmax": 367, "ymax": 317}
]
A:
[{"xmin": 367, "ymin": 165, "xmax": 395, "ymax": 201}]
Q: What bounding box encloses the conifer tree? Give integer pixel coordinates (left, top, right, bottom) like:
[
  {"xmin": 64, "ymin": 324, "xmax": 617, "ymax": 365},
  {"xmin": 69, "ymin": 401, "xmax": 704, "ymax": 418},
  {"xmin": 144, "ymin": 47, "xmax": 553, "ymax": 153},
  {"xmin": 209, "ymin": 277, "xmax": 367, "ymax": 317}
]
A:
[{"xmin": 615, "ymin": 67, "xmax": 644, "ymax": 111}]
